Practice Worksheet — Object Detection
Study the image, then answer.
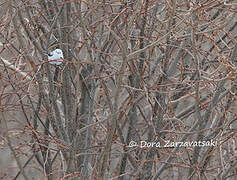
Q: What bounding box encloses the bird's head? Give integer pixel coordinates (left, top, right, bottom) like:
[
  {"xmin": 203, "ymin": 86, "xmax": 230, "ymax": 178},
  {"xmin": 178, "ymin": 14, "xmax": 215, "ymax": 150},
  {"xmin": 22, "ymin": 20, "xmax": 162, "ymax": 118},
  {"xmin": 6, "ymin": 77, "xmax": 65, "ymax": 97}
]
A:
[{"xmin": 54, "ymin": 49, "xmax": 63, "ymax": 56}]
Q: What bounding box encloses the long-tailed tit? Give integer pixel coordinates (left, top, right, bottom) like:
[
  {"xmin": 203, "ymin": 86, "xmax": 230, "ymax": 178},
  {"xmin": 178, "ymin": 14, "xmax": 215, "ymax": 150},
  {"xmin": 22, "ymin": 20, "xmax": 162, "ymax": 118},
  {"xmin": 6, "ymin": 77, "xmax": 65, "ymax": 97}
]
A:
[{"xmin": 48, "ymin": 49, "xmax": 64, "ymax": 65}]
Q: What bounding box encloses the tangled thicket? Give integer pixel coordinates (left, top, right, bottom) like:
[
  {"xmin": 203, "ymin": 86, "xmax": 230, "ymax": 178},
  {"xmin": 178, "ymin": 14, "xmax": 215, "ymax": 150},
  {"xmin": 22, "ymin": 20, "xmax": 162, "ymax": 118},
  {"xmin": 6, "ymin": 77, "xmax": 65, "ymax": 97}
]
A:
[{"xmin": 0, "ymin": 0, "xmax": 237, "ymax": 179}]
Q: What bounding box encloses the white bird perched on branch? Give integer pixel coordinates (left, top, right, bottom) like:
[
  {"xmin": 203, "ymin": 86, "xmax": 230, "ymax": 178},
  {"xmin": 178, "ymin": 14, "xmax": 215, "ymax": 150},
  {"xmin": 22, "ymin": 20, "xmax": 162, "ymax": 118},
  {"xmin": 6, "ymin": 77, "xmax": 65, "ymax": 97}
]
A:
[{"xmin": 48, "ymin": 48, "xmax": 64, "ymax": 65}]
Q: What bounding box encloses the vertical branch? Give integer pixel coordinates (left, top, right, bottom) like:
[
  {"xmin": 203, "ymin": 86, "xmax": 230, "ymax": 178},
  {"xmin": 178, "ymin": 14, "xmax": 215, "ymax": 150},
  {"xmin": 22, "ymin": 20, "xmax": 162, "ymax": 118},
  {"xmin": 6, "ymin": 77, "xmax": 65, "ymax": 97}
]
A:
[
  {"xmin": 98, "ymin": 27, "xmax": 128, "ymax": 179},
  {"xmin": 188, "ymin": 2, "xmax": 204, "ymax": 175},
  {"xmin": 59, "ymin": 0, "xmax": 74, "ymax": 143}
]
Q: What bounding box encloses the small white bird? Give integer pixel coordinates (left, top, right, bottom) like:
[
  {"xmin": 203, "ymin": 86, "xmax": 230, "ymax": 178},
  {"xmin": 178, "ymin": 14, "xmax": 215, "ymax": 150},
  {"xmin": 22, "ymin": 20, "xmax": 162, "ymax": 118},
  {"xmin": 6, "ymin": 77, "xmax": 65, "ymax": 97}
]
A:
[{"xmin": 48, "ymin": 49, "xmax": 64, "ymax": 65}]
